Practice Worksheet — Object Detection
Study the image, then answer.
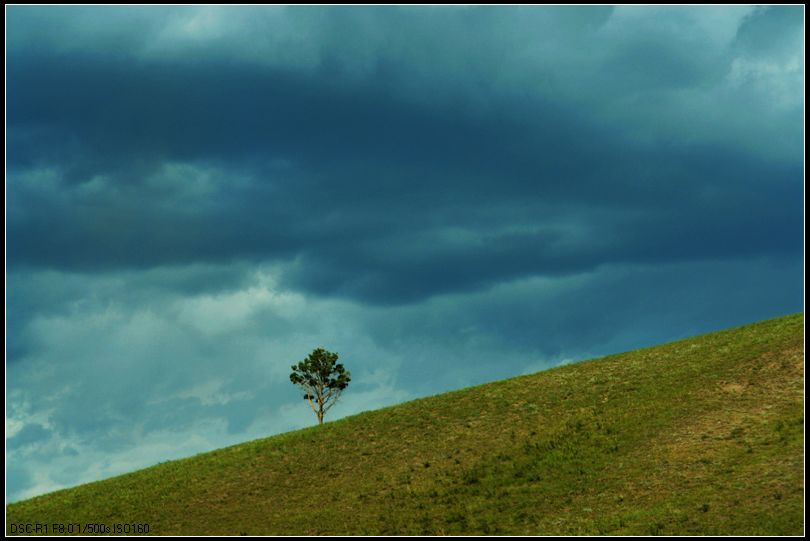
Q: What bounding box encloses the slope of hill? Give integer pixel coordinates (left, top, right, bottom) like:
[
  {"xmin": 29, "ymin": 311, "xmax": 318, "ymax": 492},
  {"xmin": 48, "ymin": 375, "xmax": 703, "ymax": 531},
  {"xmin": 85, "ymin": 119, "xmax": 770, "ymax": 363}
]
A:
[{"xmin": 6, "ymin": 313, "xmax": 804, "ymax": 535}]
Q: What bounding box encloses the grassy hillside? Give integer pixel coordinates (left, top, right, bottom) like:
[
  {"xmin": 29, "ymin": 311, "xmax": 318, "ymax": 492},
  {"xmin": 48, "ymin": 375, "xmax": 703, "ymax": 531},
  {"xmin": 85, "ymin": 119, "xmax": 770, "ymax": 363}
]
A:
[{"xmin": 6, "ymin": 313, "xmax": 804, "ymax": 535}]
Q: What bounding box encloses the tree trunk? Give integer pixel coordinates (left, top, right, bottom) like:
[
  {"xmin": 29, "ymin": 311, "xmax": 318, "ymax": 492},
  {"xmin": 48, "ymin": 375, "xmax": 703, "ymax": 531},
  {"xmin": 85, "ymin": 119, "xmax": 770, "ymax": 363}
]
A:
[{"xmin": 317, "ymin": 397, "xmax": 324, "ymax": 425}]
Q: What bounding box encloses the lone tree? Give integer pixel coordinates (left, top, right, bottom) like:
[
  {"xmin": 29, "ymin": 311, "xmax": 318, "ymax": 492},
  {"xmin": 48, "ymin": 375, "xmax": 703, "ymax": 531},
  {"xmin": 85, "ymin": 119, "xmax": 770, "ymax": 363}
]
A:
[{"xmin": 289, "ymin": 348, "xmax": 351, "ymax": 425}]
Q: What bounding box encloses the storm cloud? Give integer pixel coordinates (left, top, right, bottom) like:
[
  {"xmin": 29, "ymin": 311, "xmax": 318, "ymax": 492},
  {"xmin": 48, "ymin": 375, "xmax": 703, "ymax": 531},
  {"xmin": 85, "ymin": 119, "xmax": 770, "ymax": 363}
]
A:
[{"xmin": 6, "ymin": 6, "xmax": 803, "ymax": 501}]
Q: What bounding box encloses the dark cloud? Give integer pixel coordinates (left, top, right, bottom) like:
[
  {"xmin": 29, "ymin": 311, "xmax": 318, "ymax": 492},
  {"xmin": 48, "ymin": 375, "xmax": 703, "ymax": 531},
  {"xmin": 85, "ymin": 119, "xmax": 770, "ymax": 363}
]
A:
[
  {"xmin": 358, "ymin": 256, "xmax": 803, "ymax": 394},
  {"xmin": 7, "ymin": 50, "xmax": 803, "ymax": 303}
]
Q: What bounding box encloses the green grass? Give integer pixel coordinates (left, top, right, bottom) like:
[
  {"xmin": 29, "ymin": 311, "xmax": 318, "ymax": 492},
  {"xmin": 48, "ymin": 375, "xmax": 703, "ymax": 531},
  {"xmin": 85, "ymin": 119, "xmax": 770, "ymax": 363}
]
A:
[{"xmin": 6, "ymin": 313, "xmax": 804, "ymax": 535}]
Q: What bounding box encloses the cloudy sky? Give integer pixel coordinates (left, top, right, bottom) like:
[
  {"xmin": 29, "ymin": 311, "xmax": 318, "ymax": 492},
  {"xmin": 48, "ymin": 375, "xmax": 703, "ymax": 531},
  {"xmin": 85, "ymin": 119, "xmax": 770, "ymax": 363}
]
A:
[{"xmin": 6, "ymin": 6, "xmax": 804, "ymax": 502}]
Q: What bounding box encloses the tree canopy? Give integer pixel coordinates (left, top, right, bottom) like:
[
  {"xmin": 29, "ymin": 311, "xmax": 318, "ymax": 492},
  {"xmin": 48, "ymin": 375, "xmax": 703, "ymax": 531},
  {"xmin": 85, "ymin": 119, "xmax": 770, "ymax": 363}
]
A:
[{"xmin": 289, "ymin": 348, "xmax": 351, "ymax": 425}]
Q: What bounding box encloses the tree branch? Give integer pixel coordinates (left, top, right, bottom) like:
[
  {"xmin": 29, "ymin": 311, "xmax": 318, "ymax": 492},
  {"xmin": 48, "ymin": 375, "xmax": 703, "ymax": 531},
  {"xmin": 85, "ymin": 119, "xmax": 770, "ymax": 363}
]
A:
[
  {"xmin": 297, "ymin": 384, "xmax": 319, "ymax": 415},
  {"xmin": 323, "ymin": 389, "xmax": 343, "ymax": 412},
  {"xmin": 305, "ymin": 394, "xmax": 317, "ymax": 415}
]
